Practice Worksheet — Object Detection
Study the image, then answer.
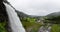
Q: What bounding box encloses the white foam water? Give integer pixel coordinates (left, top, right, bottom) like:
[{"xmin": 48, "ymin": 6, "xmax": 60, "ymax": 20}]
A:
[{"xmin": 4, "ymin": 3, "xmax": 26, "ymax": 32}]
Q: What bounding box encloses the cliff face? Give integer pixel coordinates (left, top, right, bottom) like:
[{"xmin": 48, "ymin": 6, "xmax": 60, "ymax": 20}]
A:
[
  {"xmin": 0, "ymin": 3, "xmax": 8, "ymax": 22},
  {"xmin": 0, "ymin": 1, "xmax": 12, "ymax": 32}
]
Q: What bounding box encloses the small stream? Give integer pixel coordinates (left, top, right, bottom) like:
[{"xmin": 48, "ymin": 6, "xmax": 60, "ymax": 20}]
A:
[
  {"xmin": 38, "ymin": 23, "xmax": 51, "ymax": 32},
  {"xmin": 38, "ymin": 26, "xmax": 51, "ymax": 32}
]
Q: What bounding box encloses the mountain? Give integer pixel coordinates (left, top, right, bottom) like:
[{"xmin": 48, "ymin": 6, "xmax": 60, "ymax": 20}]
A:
[
  {"xmin": 45, "ymin": 12, "xmax": 60, "ymax": 24},
  {"xmin": 46, "ymin": 12, "xmax": 60, "ymax": 17},
  {"xmin": 15, "ymin": 10, "xmax": 29, "ymax": 17},
  {"xmin": 45, "ymin": 12, "xmax": 60, "ymax": 20},
  {"xmin": 15, "ymin": 10, "xmax": 42, "ymax": 19}
]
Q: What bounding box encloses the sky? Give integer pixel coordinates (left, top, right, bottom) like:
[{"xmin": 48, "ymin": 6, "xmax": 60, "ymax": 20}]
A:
[{"xmin": 8, "ymin": 0, "xmax": 60, "ymax": 16}]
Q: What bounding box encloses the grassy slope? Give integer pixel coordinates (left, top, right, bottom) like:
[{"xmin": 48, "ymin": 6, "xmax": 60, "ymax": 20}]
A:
[
  {"xmin": 20, "ymin": 17, "xmax": 42, "ymax": 32},
  {"xmin": 51, "ymin": 24, "xmax": 60, "ymax": 32},
  {"xmin": 21, "ymin": 17, "xmax": 60, "ymax": 32},
  {"xmin": 0, "ymin": 21, "xmax": 7, "ymax": 32}
]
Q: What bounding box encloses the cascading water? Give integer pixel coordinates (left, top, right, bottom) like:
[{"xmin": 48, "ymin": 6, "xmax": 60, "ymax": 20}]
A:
[
  {"xmin": 38, "ymin": 23, "xmax": 51, "ymax": 32},
  {"xmin": 4, "ymin": 3, "xmax": 26, "ymax": 32}
]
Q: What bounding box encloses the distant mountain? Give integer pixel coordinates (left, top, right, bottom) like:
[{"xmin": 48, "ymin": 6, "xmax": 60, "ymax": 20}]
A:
[
  {"xmin": 46, "ymin": 12, "xmax": 60, "ymax": 19},
  {"xmin": 47, "ymin": 12, "xmax": 60, "ymax": 17},
  {"xmin": 15, "ymin": 10, "xmax": 41, "ymax": 19},
  {"xmin": 45, "ymin": 12, "xmax": 60, "ymax": 24},
  {"xmin": 15, "ymin": 10, "xmax": 29, "ymax": 17}
]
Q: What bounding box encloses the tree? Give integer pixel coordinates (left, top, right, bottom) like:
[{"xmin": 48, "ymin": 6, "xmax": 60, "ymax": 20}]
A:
[{"xmin": 45, "ymin": 16, "xmax": 60, "ymax": 24}]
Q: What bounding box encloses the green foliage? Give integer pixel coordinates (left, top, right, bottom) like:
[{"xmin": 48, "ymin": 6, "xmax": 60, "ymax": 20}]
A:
[
  {"xmin": 20, "ymin": 17, "xmax": 36, "ymax": 22},
  {"xmin": 51, "ymin": 24, "xmax": 60, "ymax": 32},
  {"xmin": 44, "ymin": 16, "xmax": 60, "ymax": 24},
  {"xmin": 43, "ymin": 16, "xmax": 60, "ymax": 32},
  {"xmin": 0, "ymin": 21, "xmax": 7, "ymax": 32},
  {"xmin": 0, "ymin": 15, "xmax": 8, "ymax": 32},
  {"xmin": 20, "ymin": 17, "xmax": 42, "ymax": 32}
]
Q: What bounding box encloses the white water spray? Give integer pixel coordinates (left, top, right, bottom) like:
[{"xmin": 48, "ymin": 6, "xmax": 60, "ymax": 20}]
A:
[{"xmin": 4, "ymin": 3, "xmax": 26, "ymax": 32}]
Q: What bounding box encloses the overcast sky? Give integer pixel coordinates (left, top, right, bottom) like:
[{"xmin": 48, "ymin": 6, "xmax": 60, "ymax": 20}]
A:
[{"xmin": 8, "ymin": 0, "xmax": 60, "ymax": 16}]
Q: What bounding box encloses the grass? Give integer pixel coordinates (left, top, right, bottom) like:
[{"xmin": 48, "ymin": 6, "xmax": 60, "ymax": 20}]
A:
[
  {"xmin": 51, "ymin": 24, "xmax": 60, "ymax": 32},
  {"xmin": 0, "ymin": 21, "xmax": 7, "ymax": 32},
  {"xmin": 20, "ymin": 17, "xmax": 42, "ymax": 32},
  {"xmin": 22, "ymin": 21, "xmax": 42, "ymax": 32}
]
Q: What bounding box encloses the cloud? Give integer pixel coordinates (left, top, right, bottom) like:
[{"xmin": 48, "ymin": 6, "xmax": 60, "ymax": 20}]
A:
[{"xmin": 8, "ymin": 0, "xmax": 60, "ymax": 16}]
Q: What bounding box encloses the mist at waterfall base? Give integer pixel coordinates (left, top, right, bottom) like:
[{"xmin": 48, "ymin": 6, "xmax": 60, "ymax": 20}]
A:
[{"xmin": 4, "ymin": 3, "xmax": 26, "ymax": 32}]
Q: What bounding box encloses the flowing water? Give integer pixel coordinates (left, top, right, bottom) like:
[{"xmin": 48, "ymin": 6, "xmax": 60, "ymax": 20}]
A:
[
  {"xmin": 4, "ymin": 3, "xmax": 26, "ymax": 32},
  {"xmin": 38, "ymin": 23, "xmax": 51, "ymax": 32},
  {"xmin": 38, "ymin": 26, "xmax": 51, "ymax": 32}
]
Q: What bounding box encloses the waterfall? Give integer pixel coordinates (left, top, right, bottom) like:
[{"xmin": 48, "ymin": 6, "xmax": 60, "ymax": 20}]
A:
[{"xmin": 4, "ymin": 3, "xmax": 26, "ymax": 32}]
